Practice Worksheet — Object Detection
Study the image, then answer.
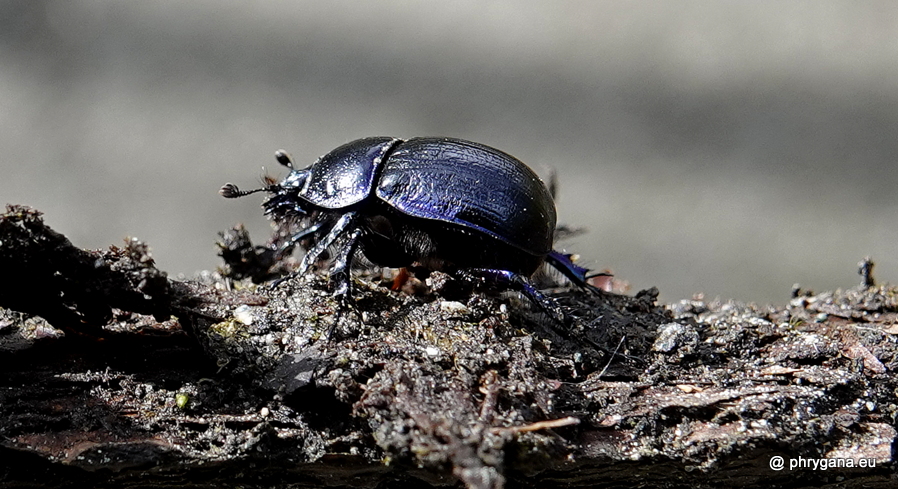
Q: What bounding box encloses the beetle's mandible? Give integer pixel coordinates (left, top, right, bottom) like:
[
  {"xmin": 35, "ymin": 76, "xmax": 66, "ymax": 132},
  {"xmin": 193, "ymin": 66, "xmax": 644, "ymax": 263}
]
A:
[{"xmin": 221, "ymin": 137, "xmax": 599, "ymax": 318}]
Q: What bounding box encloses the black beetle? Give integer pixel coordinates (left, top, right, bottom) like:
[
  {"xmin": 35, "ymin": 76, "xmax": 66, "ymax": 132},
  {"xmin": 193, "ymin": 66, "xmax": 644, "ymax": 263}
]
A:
[{"xmin": 221, "ymin": 137, "xmax": 599, "ymax": 318}]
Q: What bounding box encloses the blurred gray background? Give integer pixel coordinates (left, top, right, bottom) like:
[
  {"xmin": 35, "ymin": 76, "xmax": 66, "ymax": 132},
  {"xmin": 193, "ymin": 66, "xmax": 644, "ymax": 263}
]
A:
[{"xmin": 2, "ymin": 1, "xmax": 896, "ymax": 305}]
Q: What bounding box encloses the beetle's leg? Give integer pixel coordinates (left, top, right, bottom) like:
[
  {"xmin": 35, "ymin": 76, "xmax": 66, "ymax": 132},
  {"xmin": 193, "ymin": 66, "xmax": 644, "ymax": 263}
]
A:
[
  {"xmin": 545, "ymin": 250, "xmax": 609, "ymax": 292},
  {"xmin": 297, "ymin": 212, "xmax": 357, "ymax": 275},
  {"xmin": 460, "ymin": 268, "xmax": 566, "ymax": 324},
  {"xmin": 277, "ymin": 221, "xmax": 325, "ymax": 254},
  {"xmin": 323, "ymin": 226, "xmax": 365, "ymax": 341},
  {"xmin": 270, "ymin": 213, "xmax": 356, "ymax": 288},
  {"xmin": 330, "ymin": 227, "xmax": 364, "ymax": 298}
]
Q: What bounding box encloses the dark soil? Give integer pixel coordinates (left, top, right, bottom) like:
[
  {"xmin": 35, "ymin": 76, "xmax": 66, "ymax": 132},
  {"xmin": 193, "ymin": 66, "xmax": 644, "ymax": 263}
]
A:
[{"xmin": 1, "ymin": 205, "xmax": 895, "ymax": 488}]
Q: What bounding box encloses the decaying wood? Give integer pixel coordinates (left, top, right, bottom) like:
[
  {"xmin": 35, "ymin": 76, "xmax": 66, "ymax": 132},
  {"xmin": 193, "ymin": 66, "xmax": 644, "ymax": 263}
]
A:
[{"xmin": 1, "ymin": 204, "xmax": 896, "ymax": 488}]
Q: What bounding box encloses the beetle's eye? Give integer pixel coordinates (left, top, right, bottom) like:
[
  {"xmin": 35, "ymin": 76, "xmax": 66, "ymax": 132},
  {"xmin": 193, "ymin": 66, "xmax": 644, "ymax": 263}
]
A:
[{"xmin": 275, "ymin": 150, "xmax": 294, "ymax": 169}]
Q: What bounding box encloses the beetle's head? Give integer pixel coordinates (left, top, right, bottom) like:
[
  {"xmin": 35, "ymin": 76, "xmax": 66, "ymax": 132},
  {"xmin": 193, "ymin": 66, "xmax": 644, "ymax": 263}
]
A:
[{"xmin": 220, "ymin": 150, "xmax": 312, "ymax": 218}]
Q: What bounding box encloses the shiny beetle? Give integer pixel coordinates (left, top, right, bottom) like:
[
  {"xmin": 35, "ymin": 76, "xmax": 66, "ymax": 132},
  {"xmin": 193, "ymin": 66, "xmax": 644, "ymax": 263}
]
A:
[{"xmin": 221, "ymin": 137, "xmax": 598, "ymax": 317}]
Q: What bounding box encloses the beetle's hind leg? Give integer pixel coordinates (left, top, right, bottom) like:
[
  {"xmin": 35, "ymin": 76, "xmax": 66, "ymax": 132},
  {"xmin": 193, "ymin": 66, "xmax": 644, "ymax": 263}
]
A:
[
  {"xmin": 458, "ymin": 268, "xmax": 566, "ymax": 324},
  {"xmin": 545, "ymin": 250, "xmax": 610, "ymax": 293}
]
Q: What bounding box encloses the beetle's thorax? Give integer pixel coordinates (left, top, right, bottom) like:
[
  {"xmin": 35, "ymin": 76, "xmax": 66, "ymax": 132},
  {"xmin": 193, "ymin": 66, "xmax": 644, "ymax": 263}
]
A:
[
  {"xmin": 296, "ymin": 137, "xmax": 401, "ymax": 210},
  {"xmin": 280, "ymin": 169, "xmax": 308, "ymax": 191}
]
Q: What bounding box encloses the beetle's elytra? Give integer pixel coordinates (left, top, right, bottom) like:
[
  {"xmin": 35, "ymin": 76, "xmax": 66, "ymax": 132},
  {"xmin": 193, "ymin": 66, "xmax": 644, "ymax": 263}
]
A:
[{"xmin": 221, "ymin": 137, "xmax": 598, "ymax": 318}]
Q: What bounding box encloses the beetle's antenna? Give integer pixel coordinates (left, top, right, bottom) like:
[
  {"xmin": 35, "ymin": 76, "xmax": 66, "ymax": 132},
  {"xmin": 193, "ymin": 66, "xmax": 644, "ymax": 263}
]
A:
[
  {"xmin": 275, "ymin": 150, "xmax": 294, "ymax": 169},
  {"xmin": 219, "ymin": 183, "xmax": 270, "ymax": 199}
]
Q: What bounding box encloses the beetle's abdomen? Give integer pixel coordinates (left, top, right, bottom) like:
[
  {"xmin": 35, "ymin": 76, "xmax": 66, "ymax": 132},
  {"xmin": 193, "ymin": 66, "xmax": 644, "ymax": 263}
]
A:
[
  {"xmin": 375, "ymin": 138, "xmax": 556, "ymax": 256},
  {"xmin": 359, "ymin": 206, "xmax": 546, "ymax": 276}
]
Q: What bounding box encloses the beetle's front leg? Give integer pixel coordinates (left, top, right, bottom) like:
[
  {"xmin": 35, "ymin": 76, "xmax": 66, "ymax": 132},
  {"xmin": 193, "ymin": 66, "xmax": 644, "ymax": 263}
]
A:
[
  {"xmin": 270, "ymin": 213, "xmax": 357, "ymax": 289},
  {"xmin": 277, "ymin": 220, "xmax": 325, "ymax": 256},
  {"xmin": 297, "ymin": 212, "xmax": 358, "ymax": 275}
]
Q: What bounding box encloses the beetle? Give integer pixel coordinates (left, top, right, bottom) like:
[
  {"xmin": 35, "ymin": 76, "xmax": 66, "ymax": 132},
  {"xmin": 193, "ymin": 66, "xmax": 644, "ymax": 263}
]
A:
[{"xmin": 220, "ymin": 137, "xmax": 600, "ymax": 319}]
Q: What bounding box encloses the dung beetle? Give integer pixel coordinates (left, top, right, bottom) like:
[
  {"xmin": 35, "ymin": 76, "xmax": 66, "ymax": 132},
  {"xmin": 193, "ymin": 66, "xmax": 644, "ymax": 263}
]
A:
[{"xmin": 221, "ymin": 137, "xmax": 600, "ymax": 319}]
